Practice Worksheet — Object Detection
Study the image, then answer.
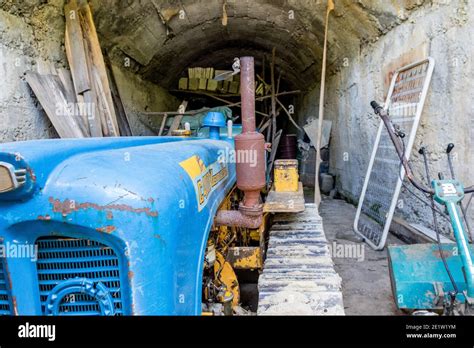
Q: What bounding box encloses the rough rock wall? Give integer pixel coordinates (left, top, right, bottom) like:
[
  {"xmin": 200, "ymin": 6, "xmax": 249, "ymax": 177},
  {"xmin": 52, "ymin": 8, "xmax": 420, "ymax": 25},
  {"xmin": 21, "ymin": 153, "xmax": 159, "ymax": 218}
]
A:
[
  {"xmin": 0, "ymin": 0, "xmax": 177, "ymax": 142},
  {"xmin": 90, "ymin": 0, "xmax": 416, "ymax": 90},
  {"xmin": 0, "ymin": 0, "xmax": 66, "ymax": 142},
  {"xmin": 111, "ymin": 61, "xmax": 179, "ymax": 136},
  {"xmin": 299, "ymin": 0, "xmax": 474, "ymax": 231}
]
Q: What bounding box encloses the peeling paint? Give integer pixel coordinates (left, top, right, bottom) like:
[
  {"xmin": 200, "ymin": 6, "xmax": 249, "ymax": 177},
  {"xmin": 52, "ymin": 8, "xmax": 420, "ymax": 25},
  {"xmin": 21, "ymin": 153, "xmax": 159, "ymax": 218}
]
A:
[
  {"xmin": 96, "ymin": 226, "xmax": 116, "ymax": 234},
  {"xmin": 48, "ymin": 197, "xmax": 159, "ymax": 217},
  {"xmin": 106, "ymin": 211, "xmax": 114, "ymax": 220},
  {"xmin": 432, "ymin": 249, "xmax": 453, "ymax": 259}
]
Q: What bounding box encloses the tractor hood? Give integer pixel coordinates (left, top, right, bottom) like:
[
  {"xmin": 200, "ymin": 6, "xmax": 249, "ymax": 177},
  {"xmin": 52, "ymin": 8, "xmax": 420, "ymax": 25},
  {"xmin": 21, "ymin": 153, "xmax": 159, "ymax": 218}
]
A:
[{"xmin": 0, "ymin": 136, "xmax": 236, "ymax": 315}]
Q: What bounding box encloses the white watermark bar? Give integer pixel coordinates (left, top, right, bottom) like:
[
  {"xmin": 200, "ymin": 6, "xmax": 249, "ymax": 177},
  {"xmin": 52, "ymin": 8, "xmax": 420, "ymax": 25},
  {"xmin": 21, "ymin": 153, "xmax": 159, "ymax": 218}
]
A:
[
  {"xmin": 0, "ymin": 242, "xmax": 38, "ymax": 261},
  {"xmin": 218, "ymin": 148, "xmax": 258, "ymax": 168},
  {"xmin": 328, "ymin": 242, "xmax": 365, "ymax": 262}
]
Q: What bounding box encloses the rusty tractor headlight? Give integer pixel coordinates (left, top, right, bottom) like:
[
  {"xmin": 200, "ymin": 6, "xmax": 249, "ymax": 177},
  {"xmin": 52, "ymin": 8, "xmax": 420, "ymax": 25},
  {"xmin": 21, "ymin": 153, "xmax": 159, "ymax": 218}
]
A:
[{"xmin": 0, "ymin": 161, "xmax": 26, "ymax": 193}]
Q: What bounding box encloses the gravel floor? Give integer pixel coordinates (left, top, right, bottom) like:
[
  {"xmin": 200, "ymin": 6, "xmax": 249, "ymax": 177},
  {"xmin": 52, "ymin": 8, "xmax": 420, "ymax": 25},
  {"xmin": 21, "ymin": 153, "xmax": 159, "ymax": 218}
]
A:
[{"xmin": 319, "ymin": 196, "xmax": 405, "ymax": 315}]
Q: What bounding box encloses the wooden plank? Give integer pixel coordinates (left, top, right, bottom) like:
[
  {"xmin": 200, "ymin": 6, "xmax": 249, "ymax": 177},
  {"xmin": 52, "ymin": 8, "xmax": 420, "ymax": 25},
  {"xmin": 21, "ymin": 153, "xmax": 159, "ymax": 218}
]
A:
[
  {"xmin": 26, "ymin": 72, "xmax": 85, "ymax": 138},
  {"xmin": 198, "ymin": 78, "xmax": 207, "ymax": 90},
  {"xmin": 389, "ymin": 217, "xmax": 452, "ymax": 244},
  {"xmin": 229, "ymin": 81, "xmax": 239, "ymax": 94},
  {"xmin": 64, "ymin": 0, "xmax": 101, "ymax": 137},
  {"xmin": 178, "ymin": 77, "xmax": 188, "ymax": 90},
  {"xmin": 222, "ymin": 81, "xmax": 230, "ymax": 93},
  {"xmin": 207, "ymin": 79, "xmax": 218, "ymax": 92},
  {"xmin": 56, "ymin": 68, "xmax": 90, "ymax": 137},
  {"xmin": 79, "ymin": 31, "xmax": 104, "ymax": 137},
  {"xmin": 188, "ymin": 78, "xmax": 198, "ymax": 90},
  {"xmin": 105, "ymin": 58, "xmax": 132, "ymax": 136},
  {"xmin": 56, "ymin": 68, "xmax": 76, "ymax": 103},
  {"xmin": 81, "ymin": 90, "xmax": 102, "ymax": 137},
  {"xmin": 158, "ymin": 113, "xmax": 168, "ymax": 136},
  {"xmin": 168, "ymin": 101, "xmax": 188, "ymax": 134},
  {"xmin": 64, "ymin": 1, "xmax": 90, "ymax": 94},
  {"xmin": 92, "ymin": 67, "xmax": 117, "ymax": 136},
  {"xmin": 77, "ymin": 0, "xmax": 119, "ymax": 136}
]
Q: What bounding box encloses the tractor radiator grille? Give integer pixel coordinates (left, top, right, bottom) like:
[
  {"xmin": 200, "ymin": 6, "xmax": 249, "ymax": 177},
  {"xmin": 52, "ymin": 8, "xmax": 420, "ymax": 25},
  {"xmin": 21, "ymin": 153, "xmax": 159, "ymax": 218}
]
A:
[
  {"xmin": 36, "ymin": 237, "xmax": 124, "ymax": 316},
  {"xmin": 0, "ymin": 258, "xmax": 13, "ymax": 315}
]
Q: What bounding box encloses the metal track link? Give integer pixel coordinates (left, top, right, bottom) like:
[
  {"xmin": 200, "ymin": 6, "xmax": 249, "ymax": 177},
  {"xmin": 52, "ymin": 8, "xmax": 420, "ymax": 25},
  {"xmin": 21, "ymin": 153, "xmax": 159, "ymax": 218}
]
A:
[{"xmin": 257, "ymin": 203, "xmax": 345, "ymax": 315}]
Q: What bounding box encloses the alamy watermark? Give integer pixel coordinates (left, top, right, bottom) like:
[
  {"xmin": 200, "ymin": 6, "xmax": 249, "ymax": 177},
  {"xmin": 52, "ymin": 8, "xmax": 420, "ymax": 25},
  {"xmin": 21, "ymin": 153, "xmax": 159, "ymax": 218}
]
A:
[
  {"xmin": 328, "ymin": 242, "xmax": 365, "ymax": 262},
  {"xmin": 0, "ymin": 242, "xmax": 38, "ymax": 262},
  {"xmin": 218, "ymin": 148, "xmax": 258, "ymax": 168}
]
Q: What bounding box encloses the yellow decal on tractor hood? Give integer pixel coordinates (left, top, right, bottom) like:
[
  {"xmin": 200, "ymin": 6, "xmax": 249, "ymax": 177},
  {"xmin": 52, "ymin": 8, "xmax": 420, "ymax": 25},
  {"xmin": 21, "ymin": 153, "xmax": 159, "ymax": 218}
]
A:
[{"xmin": 179, "ymin": 155, "xmax": 228, "ymax": 211}]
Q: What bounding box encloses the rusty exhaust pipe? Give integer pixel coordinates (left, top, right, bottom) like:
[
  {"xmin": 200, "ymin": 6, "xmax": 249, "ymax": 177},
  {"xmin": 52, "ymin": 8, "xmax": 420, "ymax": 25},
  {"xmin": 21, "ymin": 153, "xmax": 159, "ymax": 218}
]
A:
[{"xmin": 215, "ymin": 57, "xmax": 266, "ymax": 229}]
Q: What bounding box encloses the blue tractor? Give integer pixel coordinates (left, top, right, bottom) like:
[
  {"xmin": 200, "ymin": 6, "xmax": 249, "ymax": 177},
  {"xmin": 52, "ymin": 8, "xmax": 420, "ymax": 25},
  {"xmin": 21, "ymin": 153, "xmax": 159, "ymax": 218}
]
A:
[{"xmin": 0, "ymin": 57, "xmax": 268, "ymax": 316}]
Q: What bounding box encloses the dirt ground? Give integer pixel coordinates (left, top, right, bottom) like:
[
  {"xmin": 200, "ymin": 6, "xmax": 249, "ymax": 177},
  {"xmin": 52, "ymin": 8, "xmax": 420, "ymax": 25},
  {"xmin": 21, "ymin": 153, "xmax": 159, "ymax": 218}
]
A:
[{"xmin": 319, "ymin": 197, "xmax": 404, "ymax": 315}]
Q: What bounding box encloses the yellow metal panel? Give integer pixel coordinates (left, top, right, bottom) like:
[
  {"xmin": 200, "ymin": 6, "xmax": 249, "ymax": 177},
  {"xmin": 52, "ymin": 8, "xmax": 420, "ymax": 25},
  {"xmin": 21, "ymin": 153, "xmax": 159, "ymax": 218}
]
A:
[
  {"xmin": 214, "ymin": 251, "xmax": 240, "ymax": 307},
  {"xmin": 179, "ymin": 155, "xmax": 205, "ymax": 180},
  {"xmin": 227, "ymin": 247, "xmax": 263, "ymax": 270},
  {"xmin": 274, "ymin": 159, "xmax": 299, "ymax": 192}
]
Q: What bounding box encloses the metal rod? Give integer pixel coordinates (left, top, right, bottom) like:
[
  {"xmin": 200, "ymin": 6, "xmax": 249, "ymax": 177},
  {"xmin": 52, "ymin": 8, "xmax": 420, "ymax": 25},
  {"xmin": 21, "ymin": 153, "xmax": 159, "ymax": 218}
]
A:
[
  {"xmin": 276, "ymin": 97, "xmax": 302, "ymax": 131},
  {"xmin": 446, "ymin": 201, "xmax": 474, "ymax": 298},
  {"xmin": 270, "ymin": 47, "xmax": 277, "ymax": 145},
  {"xmin": 143, "ymin": 91, "xmax": 301, "ymax": 116},
  {"xmin": 314, "ymin": 0, "xmax": 334, "ymax": 206},
  {"xmin": 420, "ymin": 146, "xmax": 459, "ymax": 295},
  {"xmin": 240, "ymin": 56, "xmax": 256, "ymax": 133},
  {"xmin": 446, "ymin": 143, "xmax": 472, "ymax": 240}
]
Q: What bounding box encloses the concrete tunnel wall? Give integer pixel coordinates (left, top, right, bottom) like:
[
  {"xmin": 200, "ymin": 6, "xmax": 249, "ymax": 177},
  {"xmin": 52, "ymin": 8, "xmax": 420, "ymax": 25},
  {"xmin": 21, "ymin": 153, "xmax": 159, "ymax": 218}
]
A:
[
  {"xmin": 0, "ymin": 0, "xmax": 179, "ymax": 140},
  {"xmin": 0, "ymin": 0, "xmax": 472, "ymax": 233},
  {"xmin": 298, "ymin": 0, "xmax": 474, "ymax": 231}
]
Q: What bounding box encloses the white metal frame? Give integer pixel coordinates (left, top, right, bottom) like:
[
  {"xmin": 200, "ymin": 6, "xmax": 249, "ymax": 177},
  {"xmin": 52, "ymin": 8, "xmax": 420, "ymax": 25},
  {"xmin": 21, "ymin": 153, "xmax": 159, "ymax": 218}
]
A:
[{"xmin": 353, "ymin": 57, "xmax": 435, "ymax": 250}]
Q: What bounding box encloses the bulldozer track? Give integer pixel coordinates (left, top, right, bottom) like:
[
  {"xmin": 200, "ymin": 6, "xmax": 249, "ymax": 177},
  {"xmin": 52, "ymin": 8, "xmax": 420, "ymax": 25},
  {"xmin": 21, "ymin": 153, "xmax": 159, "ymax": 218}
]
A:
[{"xmin": 257, "ymin": 203, "xmax": 345, "ymax": 315}]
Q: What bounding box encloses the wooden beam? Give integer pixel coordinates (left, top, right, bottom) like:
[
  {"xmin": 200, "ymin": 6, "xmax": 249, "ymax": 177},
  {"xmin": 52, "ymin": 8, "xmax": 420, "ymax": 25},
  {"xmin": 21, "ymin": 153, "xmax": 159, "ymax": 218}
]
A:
[
  {"xmin": 158, "ymin": 113, "xmax": 168, "ymax": 136},
  {"xmin": 77, "ymin": 0, "xmax": 119, "ymax": 136},
  {"xmin": 314, "ymin": 0, "xmax": 334, "ymax": 207},
  {"xmin": 64, "ymin": 1, "xmax": 90, "ymax": 94},
  {"xmin": 105, "ymin": 57, "xmax": 133, "ymax": 136},
  {"xmin": 64, "ymin": 0, "xmax": 101, "ymax": 137},
  {"xmin": 26, "ymin": 72, "xmax": 85, "ymax": 138}
]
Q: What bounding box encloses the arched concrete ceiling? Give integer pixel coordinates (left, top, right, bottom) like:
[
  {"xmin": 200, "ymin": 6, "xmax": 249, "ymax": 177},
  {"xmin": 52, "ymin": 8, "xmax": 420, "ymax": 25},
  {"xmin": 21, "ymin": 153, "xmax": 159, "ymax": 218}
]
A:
[{"xmin": 91, "ymin": 0, "xmax": 426, "ymax": 90}]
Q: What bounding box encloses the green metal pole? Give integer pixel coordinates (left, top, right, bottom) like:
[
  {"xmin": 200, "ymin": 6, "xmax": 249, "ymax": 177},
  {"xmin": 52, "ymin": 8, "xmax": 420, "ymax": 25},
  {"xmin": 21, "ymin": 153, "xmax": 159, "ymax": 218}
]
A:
[{"xmin": 446, "ymin": 201, "xmax": 474, "ymax": 298}]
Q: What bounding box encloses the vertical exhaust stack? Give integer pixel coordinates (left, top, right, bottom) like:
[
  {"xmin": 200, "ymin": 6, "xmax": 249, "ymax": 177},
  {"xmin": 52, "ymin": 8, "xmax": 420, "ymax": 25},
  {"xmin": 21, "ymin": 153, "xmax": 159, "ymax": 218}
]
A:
[
  {"xmin": 215, "ymin": 57, "xmax": 266, "ymax": 229},
  {"xmin": 235, "ymin": 57, "xmax": 266, "ymax": 214}
]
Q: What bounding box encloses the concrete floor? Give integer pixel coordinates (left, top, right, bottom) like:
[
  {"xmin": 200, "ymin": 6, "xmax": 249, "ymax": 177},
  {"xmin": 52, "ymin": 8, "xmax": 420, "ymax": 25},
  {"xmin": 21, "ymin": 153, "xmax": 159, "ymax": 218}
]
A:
[{"xmin": 319, "ymin": 197, "xmax": 405, "ymax": 315}]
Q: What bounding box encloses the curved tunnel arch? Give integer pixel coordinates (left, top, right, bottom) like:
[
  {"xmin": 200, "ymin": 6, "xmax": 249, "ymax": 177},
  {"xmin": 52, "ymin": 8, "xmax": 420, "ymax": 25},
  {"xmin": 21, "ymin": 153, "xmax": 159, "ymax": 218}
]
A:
[{"xmin": 91, "ymin": 0, "xmax": 407, "ymax": 92}]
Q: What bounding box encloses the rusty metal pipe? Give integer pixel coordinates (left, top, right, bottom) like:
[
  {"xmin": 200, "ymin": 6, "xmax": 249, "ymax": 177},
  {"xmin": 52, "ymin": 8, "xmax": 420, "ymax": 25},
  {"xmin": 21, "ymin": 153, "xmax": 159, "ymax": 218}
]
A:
[
  {"xmin": 240, "ymin": 57, "xmax": 256, "ymax": 133},
  {"xmin": 235, "ymin": 56, "xmax": 265, "ymax": 213},
  {"xmin": 215, "ymin": 210, "xmax": 262, "ymax": 229},
  {"xmin": 214, "ymin": 56, "xmax": 266, "ymax": 229}
]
